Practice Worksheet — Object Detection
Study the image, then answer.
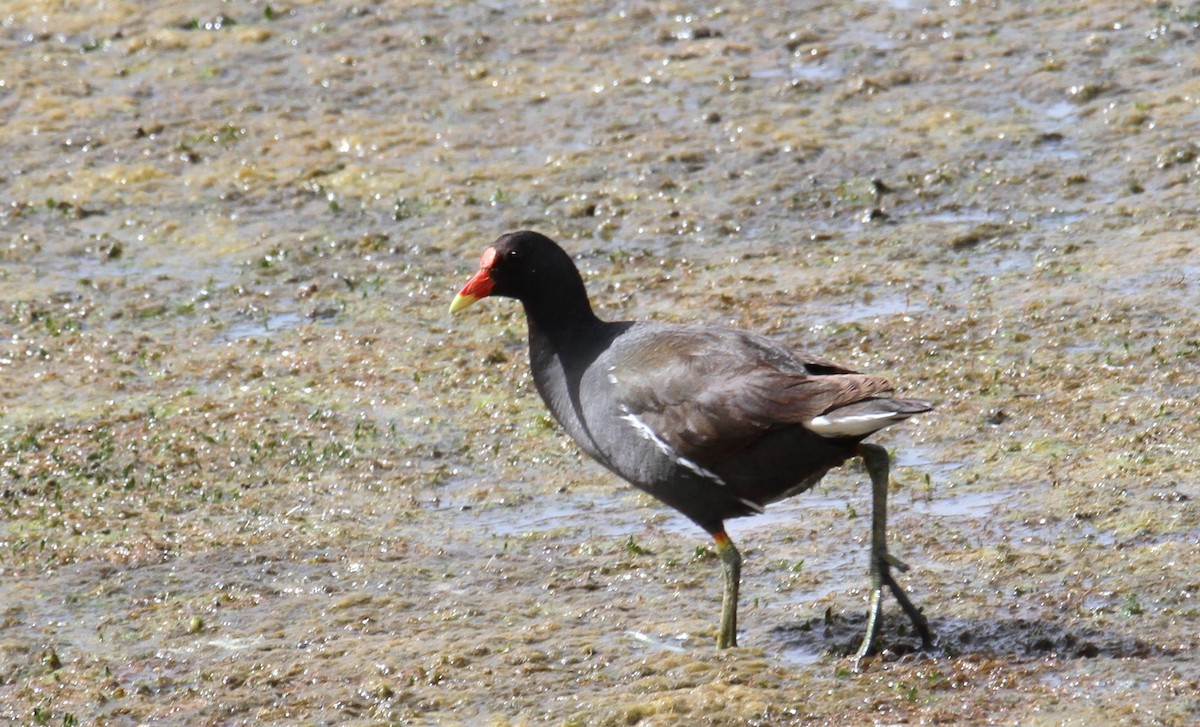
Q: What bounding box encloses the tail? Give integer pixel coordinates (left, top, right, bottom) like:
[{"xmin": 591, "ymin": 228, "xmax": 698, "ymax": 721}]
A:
[{"xmin": 804, "ymin": 397, "xmax": 933, "ymax": 438}]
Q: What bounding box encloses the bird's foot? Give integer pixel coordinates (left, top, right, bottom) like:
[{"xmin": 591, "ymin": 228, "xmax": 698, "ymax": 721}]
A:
[
  {"xmin": 853, "ymin": 585, "xmax": 885, "ymax": 671},
  {"xmin": 879, "ymin": 556, "xmax": 933, "ymax": 651},
  {"xmin": 853, "ymin": 549, "xmax": 933, "ymax": 670}
]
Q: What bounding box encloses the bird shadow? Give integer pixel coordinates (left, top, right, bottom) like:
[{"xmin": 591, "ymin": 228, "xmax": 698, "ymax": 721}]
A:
[{"xmin": 769, "ymin": 611, "xmax": 1169, "ymax": 664}]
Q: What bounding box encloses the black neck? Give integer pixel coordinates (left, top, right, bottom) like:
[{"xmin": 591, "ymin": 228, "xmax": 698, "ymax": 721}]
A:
[{"xmin": 519, "ymin": 266, "xmax": 603, "ymax": 346}]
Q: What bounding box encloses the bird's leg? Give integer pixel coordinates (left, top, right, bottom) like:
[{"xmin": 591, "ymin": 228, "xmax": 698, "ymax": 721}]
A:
[
  {"xmin": 713, "ymin": 529, "xmax": 741, "ymax": 649},
  {"xmin": 854, "ymin": 442, "xmax": 933, "ymax": 667}
]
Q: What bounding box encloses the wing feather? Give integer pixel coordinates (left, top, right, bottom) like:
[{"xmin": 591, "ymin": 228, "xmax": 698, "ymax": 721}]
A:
[{"xmin": 609, "ymin": 327, "xmax": 894, "ymax": 466}]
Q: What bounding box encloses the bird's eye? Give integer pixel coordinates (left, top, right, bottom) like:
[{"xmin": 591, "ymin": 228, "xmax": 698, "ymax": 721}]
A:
[{"xmin": 506, "ymin": 249, "xmax": 520, "ymax": 261}]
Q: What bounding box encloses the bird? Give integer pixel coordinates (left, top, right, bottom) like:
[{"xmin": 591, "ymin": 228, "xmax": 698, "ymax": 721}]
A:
[{"xmin": 449, "ymin": 230, "xmax": 933, "ymax": 659}]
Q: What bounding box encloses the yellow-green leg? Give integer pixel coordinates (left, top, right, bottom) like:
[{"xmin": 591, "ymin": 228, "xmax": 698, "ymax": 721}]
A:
[
  {"xmin": 714, "ymin": 530, "xmax": 741, "ymax": 649},
  {"xmin": 855, "ymin": 443, "xmax": 933, "ymax": 667}
]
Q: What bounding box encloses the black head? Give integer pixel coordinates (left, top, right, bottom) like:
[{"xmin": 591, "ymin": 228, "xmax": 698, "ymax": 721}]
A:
[
  {"xmin": 483, "ymin": 231, "xmax": 573, "ymax": 301},
  {"xmin": 449, "ymin": 231, "xmax": 595, "ymax": 325}
]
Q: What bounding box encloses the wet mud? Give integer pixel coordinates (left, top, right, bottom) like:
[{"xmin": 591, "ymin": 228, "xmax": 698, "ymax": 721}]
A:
[{"xmin": 2, "ymin": 1, "xmax": 1199, "ymax": 724}]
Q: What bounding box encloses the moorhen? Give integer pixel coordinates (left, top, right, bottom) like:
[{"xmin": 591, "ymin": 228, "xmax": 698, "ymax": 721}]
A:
[{"xmin": 450, "ymin": 231, "xmax": 933, "ymax": 659}]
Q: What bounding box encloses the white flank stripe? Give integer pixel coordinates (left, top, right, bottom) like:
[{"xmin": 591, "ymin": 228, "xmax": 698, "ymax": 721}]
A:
[
  {"xmin": 737, "ymin": 496, "xmax": 765, "ymax": 514},
  {"xmin": 675, "ymin": 454, "xmax": 728, "ymax": 487},
  {"xmin": 619, "ymin": 410, "xmax": 727, "ymax": 486},
  {"xmin": 620, "ymin": 412, "xmax": 675, "ymax": 458}
]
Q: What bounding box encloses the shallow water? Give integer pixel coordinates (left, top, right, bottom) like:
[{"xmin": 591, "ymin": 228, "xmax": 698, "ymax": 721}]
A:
[{"xmin": 3, "ymin": 1, "xmax": 1199, "ymax": 724}]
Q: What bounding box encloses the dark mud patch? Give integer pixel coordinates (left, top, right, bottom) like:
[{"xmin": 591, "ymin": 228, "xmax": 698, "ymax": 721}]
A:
[
  {"xmin": 773, "ymin": 612, "xmax": 1170, "ymax": 666},
  {"xmin": 938, "ymin": 617, "xmax": 1171, "ymax": 662}
]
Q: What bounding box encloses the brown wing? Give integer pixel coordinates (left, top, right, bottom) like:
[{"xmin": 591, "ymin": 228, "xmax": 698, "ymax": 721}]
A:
[{"xmin": 610, "ymin": 327, "xmax": 893, "ymax": 466}]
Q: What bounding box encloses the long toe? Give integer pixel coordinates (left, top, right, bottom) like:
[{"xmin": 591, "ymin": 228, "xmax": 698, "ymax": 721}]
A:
[
  {"xmin": 880, "ymin": 569, "xmax": 933, "ymax": 648},
  {"xmin": 854, "ymin": 586, "xmax": 885, "ymax": 668}
]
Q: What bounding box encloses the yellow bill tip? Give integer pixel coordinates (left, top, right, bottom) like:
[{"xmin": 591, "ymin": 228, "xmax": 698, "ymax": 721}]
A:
[{"xmin": 448, "ymin": 292, "xmax": 479, "ymax": 314}]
